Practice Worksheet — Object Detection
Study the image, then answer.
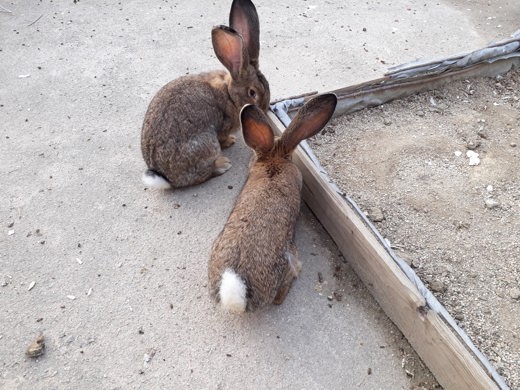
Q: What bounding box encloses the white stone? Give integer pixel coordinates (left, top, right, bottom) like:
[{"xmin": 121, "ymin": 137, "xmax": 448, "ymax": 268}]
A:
[{"xmin": 466, "ymin": 150, "xmax": 480, "ymax": 166}]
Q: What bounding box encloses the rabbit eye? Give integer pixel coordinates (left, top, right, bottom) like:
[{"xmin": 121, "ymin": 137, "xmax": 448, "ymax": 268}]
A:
[{"xmin": 248, "ymin": 88, "xmax": 257, "ymax": 99}]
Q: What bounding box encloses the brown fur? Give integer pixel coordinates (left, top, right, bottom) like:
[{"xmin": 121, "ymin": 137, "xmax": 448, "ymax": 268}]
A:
[
  {"xmin": 140, "ymin": 0, "xmax": 270, "ymax": 188},
  {"xmin": 208, "ymin": 93, "xmax": 338, "ymax": 312}
]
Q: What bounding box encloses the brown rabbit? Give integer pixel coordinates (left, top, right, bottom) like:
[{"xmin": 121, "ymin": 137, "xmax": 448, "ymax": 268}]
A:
[
  {"xmin": 208, "ymin": 93, "xmax": 338, "ymax": 313},
  {"xmin": 141, "ymin": 0, "xmax": 270, "ymax": 189}
]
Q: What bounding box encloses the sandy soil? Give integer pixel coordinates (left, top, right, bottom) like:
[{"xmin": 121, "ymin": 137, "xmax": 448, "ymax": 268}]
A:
[
  {"xmin": 310, "ymin": 68, "xmax": 520, "ymax": 389},
  {"xmin": 1, "ymin": 1, "xmax": 444, "ymax": 388}
]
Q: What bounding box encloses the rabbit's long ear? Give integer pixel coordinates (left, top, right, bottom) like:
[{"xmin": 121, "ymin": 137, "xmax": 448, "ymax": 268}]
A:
[
  {"xmin": 229, "ymin": 0, "xmax": 260, "ymax": 66},
  {"xmin": 212, "ymin": 26, "xmax": 248, "ymax": 79},
  {"xmin": 281, "ymin": 94, "xmax": 337, "ymax": 153},
  {"xmin": 241, "ymin": 104, "xmax": 274, "ymax": 154}
]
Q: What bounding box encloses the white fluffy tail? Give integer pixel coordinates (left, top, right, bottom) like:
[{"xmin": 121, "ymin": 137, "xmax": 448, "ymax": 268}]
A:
[
  {"xmin": 219, "ymin": 269, "xmax": 247, "ymax": 313},
  {"xmin": 142, "ymin": 169, "xmax": 171, "ymax": 189}
]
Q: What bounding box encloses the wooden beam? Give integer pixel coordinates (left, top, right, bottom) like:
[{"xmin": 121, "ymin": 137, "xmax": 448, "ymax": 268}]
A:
[{"xmin": 267, "ymin": 111, "xmax": 499, "ymax": 390}]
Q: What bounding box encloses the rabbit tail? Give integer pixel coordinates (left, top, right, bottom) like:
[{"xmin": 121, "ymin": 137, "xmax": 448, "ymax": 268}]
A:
[
  {"xmin": 142, "ymin": 169, "xmax": 172, "ymax": 190},
  {"xmin": 219, "ymin": 269, "xmax": 247, "ymax": 313}
]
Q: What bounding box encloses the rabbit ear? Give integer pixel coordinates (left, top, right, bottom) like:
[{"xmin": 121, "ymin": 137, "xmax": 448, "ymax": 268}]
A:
[
  {"xmin": 241, "ymin": 104, "xmax": 274, "ymax": 154},
  {"xmin": 281, "ymin": 94, "xmax": 337, "ymax": 152},
  {"xmin": 229, "ymin": 0, "xmax": 260, "ymax": 66},
  {"xmin": 212, "ymin": 26, "xmax": 248, "ymax": 79}
]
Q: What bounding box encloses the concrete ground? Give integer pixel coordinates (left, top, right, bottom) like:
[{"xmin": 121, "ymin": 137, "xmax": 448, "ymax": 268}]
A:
[{"xmin": 1, "ymin": 1, "xmax": 517, "ymax": 389}]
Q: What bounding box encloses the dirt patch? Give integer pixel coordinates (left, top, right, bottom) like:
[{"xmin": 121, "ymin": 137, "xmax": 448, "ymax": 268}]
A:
[{"xmin": 310, "ymin": 68, "xmax": 520, "ymax": 389}]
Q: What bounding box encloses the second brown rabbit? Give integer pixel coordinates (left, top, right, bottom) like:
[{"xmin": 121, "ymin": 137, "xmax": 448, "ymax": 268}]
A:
[
  {"xmin": 141, "ymin": 0, "xmax": 270, "ymax": 189},
  {"xmin": 208, "ymin": 93, "xmax": 338, "ymax": 313}
]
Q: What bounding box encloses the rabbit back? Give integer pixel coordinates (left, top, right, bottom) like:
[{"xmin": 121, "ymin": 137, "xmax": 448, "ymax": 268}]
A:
[
  {"xmin": 141, "ymin": 72, "xmax": 237, "ymax": 188},
  {"xmin": 209, "ymin": 162, "xmax": 303, "ymax": 311}
]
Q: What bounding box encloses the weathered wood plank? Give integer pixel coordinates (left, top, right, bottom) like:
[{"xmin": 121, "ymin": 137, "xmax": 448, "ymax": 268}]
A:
[{"xmin": 267, "ymin": 111, "xmax": 499, "ymax": 390}]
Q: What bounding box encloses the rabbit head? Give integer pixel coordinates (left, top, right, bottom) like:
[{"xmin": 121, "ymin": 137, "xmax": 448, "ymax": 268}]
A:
[
  {"xmin": 212, "ymin": 0, "xmax": 270, "ymax": 112},
  {"xmin": 241, "ymin": 93, "xmax": 338, "ymax": 164}
]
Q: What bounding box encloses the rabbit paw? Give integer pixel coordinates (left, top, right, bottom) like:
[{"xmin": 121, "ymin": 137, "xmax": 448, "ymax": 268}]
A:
[
  {"xmin": 273, "ymin": 286, "xmax": 290, "ymax": 305},
  {"xmin": 220, "ymin": 135, "xmax": 236, "ymax": 149},
  {"xmin": 213, "ymin": 156, "xmax": 232, "ymax": 176}
]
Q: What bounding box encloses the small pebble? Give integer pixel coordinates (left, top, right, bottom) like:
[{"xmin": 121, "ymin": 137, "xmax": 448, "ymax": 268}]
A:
[
  {"xmin": 466, "ymin": 150, "xmax": 480, "ymax": 166},
  {"xmin": 366, "ymin": 207, "xmax": 385, "ymax": 222},
  {"xmin": 28, "ymin": 281, "xmax": 36, "ymax": 291},
  {"xmin": 454, "ymin": 313, "xmax": 464, "ymax": 321},
  {"xmin": 144, "ymin": 349, "xmax": 156, "ymax": 364},
  {"xmin": 333, "ymin": 292, "xmax": 343, "ymax": 301},
  {"xmin": 453, "ymin": 220, "xmax": 469, "ymax": 230},
  {"xmin": 511, "ymin": 142, "xmax": 517, "ymax": 148},
  {"xmin": 477, "ymin": 130, "xmax": 489, "ymax": 139},
  {"xmin": 429, "ymin": 280, "xmax": 446, "ymax": 293},
  {"xmin": 26, "ymin": 335, "xmax": 45, "ymax": 358},
  {"xmin": 509, "ymin": 287, "xmax": 520, "ymax": 300},
  {"xmin": 416, "ymin": 110, "xmax": 425, "ymax": 117},
  {"xmin": 485, "ymin": 198, "xmax": 500, "ymax": 209},
  {"xmin": 466, "ymin": 140, "xmax": 480, "ymax": 150},
  {"xmin": 383, "ymin": 118, "xmax": 392, "ymax": 126}
]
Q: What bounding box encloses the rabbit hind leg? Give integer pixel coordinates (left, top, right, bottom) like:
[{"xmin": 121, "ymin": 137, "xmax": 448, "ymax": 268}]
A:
[
  {"xmin": 273, "ymin": 244, "xmax": 301, "ymax": 305},
  {"xmin": 169, "ymin": 133, "xmax": 227, "ymax": 185}
]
